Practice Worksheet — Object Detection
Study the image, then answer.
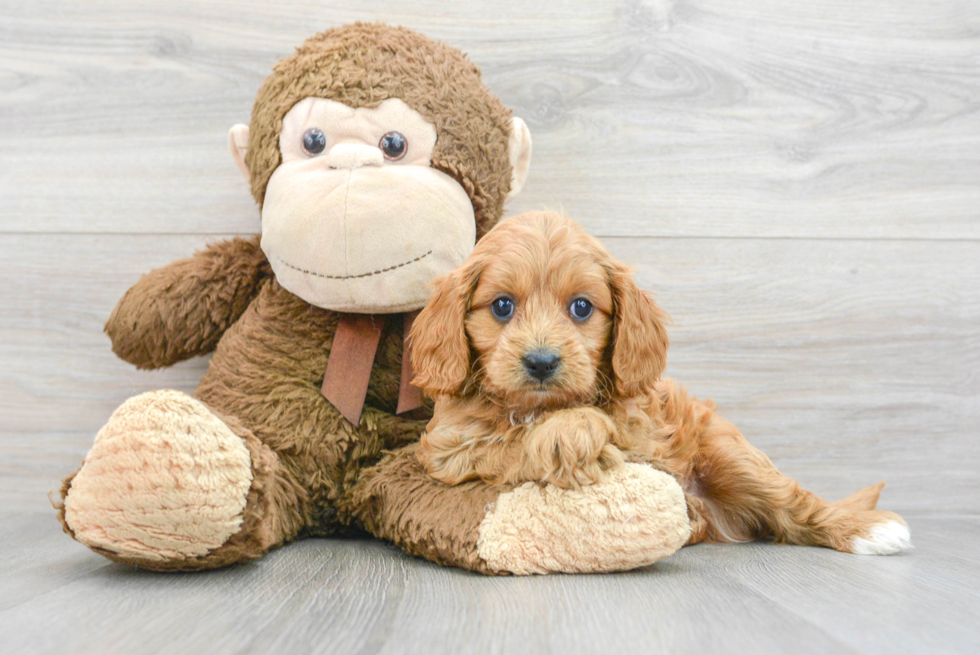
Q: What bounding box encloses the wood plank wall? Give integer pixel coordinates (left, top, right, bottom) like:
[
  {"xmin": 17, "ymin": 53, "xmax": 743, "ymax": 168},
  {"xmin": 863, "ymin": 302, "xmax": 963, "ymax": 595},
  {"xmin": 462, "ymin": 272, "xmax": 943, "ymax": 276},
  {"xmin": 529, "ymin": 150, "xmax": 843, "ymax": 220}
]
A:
[{"xmin": 1, "ymin": 0, "xmax": 977, "ymax": 515}]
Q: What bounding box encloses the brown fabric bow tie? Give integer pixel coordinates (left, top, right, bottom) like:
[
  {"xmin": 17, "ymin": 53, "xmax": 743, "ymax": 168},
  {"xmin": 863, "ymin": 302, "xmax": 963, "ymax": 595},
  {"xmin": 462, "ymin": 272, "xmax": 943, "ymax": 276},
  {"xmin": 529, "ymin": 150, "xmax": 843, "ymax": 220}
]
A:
[{"xmin": 320, "ymin": 311, "xmax": 424, "ymax": 424}]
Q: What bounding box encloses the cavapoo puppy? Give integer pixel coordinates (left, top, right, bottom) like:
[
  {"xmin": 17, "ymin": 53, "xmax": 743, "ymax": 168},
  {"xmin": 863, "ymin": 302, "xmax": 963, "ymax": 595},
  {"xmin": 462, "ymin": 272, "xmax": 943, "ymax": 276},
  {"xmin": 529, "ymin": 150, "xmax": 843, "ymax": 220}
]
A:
[{"xmin": 409, "ymin": 210, "xmax": 911, "ymax": 555}]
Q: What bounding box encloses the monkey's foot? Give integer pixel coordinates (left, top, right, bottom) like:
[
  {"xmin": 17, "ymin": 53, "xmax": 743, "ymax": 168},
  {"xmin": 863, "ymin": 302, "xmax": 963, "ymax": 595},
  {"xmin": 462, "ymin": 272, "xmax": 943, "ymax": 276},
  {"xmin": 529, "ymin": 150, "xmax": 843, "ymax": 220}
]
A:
[
  {"xmin": 61, "ymin": 390, "xmax": 257, "ymax": 566},
  {"xmin": 477, "ymin": 463, "xmax": 691, "ymax": 574}
]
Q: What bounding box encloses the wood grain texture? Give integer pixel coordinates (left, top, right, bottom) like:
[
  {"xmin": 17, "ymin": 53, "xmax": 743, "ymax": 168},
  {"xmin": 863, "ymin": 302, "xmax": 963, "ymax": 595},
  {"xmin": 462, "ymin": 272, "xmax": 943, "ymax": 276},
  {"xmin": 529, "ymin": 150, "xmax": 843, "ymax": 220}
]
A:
[
  {"xmin": 1, "ymin": 233, "xmax": 976, "ymax": 514},
  {"xmin": 1, "ymin": 1, "xmax": 978, "ymax": 653},
  {"xmin": 2, "ymin": 512, "xmax": 979, "ymax": 655},
  {"xmin": 1, "ymin": 0, "xmax": 978, "ymax": 237}
]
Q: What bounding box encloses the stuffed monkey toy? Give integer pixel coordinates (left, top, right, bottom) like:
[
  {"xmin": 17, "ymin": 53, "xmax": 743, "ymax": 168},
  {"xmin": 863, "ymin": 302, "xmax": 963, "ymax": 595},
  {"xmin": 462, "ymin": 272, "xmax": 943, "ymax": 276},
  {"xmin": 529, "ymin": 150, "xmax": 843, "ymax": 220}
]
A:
[{"xmin": 55, "ymin": 23, "xmax": 691, "ymax": 575}]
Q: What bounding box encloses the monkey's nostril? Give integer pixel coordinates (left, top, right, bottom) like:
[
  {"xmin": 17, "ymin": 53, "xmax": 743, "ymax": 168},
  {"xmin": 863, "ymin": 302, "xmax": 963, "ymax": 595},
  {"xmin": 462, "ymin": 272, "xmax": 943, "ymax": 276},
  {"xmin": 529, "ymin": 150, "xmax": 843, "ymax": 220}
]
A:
[{"xmin": 522, "ymin": 350, "xmax": 561, "ymax": 382}]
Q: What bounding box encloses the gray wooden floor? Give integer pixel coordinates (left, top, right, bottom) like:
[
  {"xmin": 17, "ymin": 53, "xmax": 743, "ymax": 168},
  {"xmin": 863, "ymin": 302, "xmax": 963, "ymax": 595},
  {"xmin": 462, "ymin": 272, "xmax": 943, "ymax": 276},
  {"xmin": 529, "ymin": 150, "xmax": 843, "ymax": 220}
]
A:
[
  {"xmin": 1, "ymin": 0, "xmax": 978, "ymax": 653},
  {"xmin": 2, "ymin": 513, "xmax": 978, "ymax": 654}
]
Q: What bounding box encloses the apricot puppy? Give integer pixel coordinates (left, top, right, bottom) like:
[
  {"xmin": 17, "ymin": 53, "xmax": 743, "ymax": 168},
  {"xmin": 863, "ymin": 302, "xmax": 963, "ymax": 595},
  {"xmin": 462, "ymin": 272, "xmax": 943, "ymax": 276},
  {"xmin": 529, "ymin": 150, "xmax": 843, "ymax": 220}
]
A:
[{"xmin": 410, "ymin": 210, "xmax": 912, "ymax": 555}]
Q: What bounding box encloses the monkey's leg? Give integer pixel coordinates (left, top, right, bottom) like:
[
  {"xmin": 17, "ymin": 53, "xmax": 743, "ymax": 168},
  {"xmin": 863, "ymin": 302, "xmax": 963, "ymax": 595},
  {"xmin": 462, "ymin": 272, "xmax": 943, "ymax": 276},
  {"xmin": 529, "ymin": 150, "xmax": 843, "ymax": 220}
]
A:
[
  {"xmin": 346, "ymin": 444, "xmax": 692, "ymax": 575},
  {"xmin": 57, "ymin": 390, "xmax": 306, "ymax": 571},
  {"xmin": 693, "ymin": 412, "xmax": 911, "ymax": 555}
]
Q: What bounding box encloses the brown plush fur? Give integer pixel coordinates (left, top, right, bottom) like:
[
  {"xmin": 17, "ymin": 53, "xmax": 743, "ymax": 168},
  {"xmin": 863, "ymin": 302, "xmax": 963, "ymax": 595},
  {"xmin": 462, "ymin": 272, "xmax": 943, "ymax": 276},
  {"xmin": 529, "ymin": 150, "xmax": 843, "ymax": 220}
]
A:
[
  {"xmin": 105, "ymin": 237, "xmax": 271, "ymax": 369},
  {"xmin": 246, "ymin": 22, "xmax": 514, "ymax": 238},
  {"xmin": 412, "ymin": 211, "xmax": 908, "ymax": 553},
  {"xmin": 351, "ymin": 443, "xmax": 506, "ymax": 575},
  {"xmin": 57, "ymin": 23, "xmax": 522, "ymax": 571}
]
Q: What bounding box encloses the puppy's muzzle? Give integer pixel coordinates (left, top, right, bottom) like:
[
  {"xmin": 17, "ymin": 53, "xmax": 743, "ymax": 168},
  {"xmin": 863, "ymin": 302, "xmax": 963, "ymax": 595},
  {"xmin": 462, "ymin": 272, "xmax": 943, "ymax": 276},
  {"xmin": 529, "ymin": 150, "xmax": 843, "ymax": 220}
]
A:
[{"xmin": 522, "ymin": 349, "xmax": 561, "ymax": 382}]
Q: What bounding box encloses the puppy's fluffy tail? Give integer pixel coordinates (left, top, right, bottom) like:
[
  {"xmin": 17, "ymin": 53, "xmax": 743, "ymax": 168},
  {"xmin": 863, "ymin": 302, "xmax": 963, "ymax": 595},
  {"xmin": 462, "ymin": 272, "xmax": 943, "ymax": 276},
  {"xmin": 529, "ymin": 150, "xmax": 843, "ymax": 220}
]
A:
[{"xmin": 830, "ymin": 481, "xmax": 886, "ymax": 511}]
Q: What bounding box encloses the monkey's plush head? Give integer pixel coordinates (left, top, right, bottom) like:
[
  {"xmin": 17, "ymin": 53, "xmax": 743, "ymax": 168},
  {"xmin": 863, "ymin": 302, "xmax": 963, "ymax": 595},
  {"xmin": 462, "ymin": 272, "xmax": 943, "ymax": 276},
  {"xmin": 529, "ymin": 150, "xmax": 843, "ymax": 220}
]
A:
[{"xmin": 228, "ymin": 23, "xmax": 532, "ymax": 313}]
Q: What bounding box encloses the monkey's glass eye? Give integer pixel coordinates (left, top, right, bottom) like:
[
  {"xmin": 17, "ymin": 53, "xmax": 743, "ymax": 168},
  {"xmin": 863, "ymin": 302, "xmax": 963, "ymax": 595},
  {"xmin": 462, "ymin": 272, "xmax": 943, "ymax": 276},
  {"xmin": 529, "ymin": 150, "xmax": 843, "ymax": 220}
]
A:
[
  {"xmin": 302, "ymin": 128, "xmax": 327, "ymax": 156},
  {"xmin": 569, "ymin": 298, "xmax": 593, "ymax": 321},
  {"xmin": 379, "ymin": 131, "xmax": 407, "ymax": 160},
  {"xmin": 490, "ymin": 296, "xmax": 515, "ymax": 321}
]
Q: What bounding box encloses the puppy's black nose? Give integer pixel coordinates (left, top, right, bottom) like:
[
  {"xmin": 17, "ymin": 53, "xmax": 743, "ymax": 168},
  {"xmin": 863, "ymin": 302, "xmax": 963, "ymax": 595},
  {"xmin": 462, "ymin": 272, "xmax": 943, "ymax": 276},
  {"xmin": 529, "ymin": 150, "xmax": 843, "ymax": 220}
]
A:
[{"xmin": 523, "ymin": 350, "xmax": 561, "ymax": 382}]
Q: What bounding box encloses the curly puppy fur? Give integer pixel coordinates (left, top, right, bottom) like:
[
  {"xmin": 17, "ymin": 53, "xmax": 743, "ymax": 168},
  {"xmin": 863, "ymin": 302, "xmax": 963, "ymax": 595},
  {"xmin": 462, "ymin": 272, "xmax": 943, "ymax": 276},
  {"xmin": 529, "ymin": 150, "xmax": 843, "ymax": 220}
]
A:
[{"xmin": 410, "ymin": 211, "xmax": 912, "ymax": 554}]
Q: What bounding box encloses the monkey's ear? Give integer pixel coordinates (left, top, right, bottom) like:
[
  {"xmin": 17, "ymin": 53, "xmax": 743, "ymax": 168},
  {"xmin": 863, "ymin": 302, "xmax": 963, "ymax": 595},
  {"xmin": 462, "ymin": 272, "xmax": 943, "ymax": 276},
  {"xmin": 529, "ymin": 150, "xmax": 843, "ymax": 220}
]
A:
[
  {"xmin": 505, "ymin": 117, "xmax": 532, "ymax": 201},
  {"xmin": 228, "ymin": 124, "xmax": 251, "ymax": 181},
  {"xmin": 409, "ymin": 262, "xmax": 481, "ymax": 396}
]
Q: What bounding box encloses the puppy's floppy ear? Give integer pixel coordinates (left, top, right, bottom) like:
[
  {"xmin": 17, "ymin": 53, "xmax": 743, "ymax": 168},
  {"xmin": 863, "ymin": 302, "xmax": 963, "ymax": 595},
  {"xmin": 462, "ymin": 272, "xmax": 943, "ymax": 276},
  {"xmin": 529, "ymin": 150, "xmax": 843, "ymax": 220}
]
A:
[
  {"xmin": 410, "ymin": 259, "xmax": 482, "ymax": 396},
  {"xmin": 607, "ymin": 261, "xmax": 670, "ymax": 397}
]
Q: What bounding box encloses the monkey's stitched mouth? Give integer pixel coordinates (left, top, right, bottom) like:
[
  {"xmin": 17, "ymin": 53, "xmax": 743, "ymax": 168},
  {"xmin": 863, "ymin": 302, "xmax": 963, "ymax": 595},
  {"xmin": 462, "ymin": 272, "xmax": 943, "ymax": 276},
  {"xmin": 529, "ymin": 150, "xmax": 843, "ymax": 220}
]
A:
[{"xmin": 276, "ymin": 251, "xmax": 433, "ymax": 281}]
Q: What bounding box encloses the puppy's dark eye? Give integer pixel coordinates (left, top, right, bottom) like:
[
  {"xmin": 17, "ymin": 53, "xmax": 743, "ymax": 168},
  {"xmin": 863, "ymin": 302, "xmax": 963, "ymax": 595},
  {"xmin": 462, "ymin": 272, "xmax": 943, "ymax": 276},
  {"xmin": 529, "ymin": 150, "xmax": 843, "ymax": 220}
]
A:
[
  {"xmin": 490, "ymin": 296, "xmax": 515, "ymax": 321},
  {"xmin": 379, "ymin": 131, "xmax": 407, "ymax": 160},
  {"xmin": 569, "ymin": 298, "xmax": 593, "ymax": 321},
  {"xmin": 302, "ymin": 128, "xmax": 327, "ymax": 156}
]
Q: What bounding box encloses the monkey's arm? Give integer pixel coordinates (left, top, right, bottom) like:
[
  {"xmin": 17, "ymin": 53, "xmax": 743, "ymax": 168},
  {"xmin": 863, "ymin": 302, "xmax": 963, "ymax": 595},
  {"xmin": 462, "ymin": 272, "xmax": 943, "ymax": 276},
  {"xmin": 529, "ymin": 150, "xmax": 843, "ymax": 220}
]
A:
[{"xmin": 105, "ymin": 235, "xmax": 269, "ymax": 369}]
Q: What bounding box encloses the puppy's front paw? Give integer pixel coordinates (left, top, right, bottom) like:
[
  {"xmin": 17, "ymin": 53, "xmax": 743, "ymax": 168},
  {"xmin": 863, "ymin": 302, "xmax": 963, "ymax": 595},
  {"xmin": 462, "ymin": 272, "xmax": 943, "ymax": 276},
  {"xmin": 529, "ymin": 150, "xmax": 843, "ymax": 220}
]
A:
[{"xmin": 524, "ymin": 408, "xmax": 624, "ymax": 488}]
